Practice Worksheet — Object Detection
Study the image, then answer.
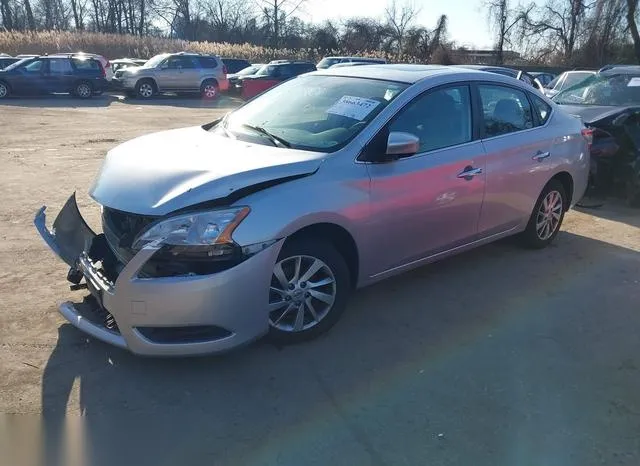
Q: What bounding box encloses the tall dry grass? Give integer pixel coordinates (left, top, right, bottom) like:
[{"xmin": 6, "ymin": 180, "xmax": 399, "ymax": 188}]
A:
[{"xmin": 0, "ymin": 31, "xmax": 387, "ymax": 62}]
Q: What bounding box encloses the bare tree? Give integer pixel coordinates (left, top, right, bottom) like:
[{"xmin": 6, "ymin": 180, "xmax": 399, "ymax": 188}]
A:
[
  {"xmin": 518, "ymin": 0, "xmax": 591, "ymax": 62},
  {"xmin": 385, "ymin": 0, "xmax": 420, "ymax": 55},
  {"xmin": 0, "ymin": 0, "xmax": 13, "ymax": 29},
  {"xmin": 627, "ymin": 0, "xmax": 640, "ymax": 63},
  {"xmin": 257, "ymin": 0, "xmax": 307, "ymax": 47},
  {"xmin": 486, "ymin": 0, "xmax": 521, "ymax": 64}
]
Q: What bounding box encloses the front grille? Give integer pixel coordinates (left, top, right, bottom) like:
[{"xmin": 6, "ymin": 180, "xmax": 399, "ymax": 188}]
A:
[
  {"xmin": 102, "ymin": 207, "xmax": 158, "ymax": 262},
  {"xmin": 76, "ymin": 296, "xmax": 121, "ymax": 335}
]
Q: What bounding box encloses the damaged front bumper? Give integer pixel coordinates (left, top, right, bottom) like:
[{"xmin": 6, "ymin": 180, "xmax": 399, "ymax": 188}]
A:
[{"xmin": 34, "ymin": 194, "xmax": 283, "ymax": 356}]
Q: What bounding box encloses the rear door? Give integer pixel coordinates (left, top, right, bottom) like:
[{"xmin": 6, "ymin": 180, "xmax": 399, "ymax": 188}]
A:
[
  {"xmin": 476, "ymin": 83, "xmax": 555, "ymax": 236},
  {"xmin": 44, "ymin": 58, "xmax": 74, "ymax": 92}
]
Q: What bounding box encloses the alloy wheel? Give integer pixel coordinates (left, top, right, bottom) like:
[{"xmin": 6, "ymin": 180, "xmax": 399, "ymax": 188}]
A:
[
  {"xmin": 269, "ymin": 255, "xmax": 337, "ymax": 332},
  {"xmin": 77, "ymin": 83, "xmax": 91, "ymax": 98},
  {"xmin": 203, "ymin": 84, "xmax": 218, "ymax": 98},
  {"xmin": 0, "ymin": 83, "xmax": 8, "ymax": 98},
  {"xmin": 536, "ymin": 190, "xmax": 563, "ymax": 240},
  {"xmin": 139, "ymin": 83, "xmax": 153, "ymax": 98}
]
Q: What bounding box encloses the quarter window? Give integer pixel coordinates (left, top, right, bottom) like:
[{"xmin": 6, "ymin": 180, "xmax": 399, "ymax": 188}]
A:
[
  {"xmin": 530, "ymin": 94, "xmax": 552, "ymax": 125},
  {"xmin": 390, "ymin": 85, "xmax": 472, "ymax": 153},
  {"xmin": 478, "ymin": 85, "xmax": 534, "ymax": 137}
]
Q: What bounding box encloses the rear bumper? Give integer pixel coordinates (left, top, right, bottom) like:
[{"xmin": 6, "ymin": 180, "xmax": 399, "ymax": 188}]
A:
[{"xmin": 34, "ymin": 194, "xmax": 283, "ymax": 356}]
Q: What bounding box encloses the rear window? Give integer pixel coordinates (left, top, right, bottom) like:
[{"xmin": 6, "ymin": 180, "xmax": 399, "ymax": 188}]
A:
[
  {"xmin": 197, "ymin": 57, "xmax": 219, "ymax": 69},
  {"xmin": 72, "ymin": 58, "xmax": 100, "ymax": 71}
]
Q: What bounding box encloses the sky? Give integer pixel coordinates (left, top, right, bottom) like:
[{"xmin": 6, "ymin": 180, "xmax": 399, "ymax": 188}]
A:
[{"xmin": 301, "ymin": 0, "xmax": 500, "ymax": 50}]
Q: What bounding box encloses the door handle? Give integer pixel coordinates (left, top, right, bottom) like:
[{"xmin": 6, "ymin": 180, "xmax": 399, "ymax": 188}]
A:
[
  {"xmin": 533, "ymin": 151, "xmax": 551, "ymax": 161},
  {"xmin": 457, "ymin": 166, "xmax": 483, "ymax": 180}
]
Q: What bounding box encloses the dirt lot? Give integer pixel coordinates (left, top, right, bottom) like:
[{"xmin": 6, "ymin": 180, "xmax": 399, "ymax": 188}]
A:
[{"xmin": 1, "ymin": 94, "xmax": 640, "ymax": 465}]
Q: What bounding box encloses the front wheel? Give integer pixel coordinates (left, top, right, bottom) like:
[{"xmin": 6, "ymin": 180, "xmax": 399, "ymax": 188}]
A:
[
  {"xmin": 520, "ymin": 180, "xmax": 567, "ymax": 249},
  {"xmin": 267, "ymin": 239, "xmax": 350, "ymax": 344},
  {"xmin": 0, "ymin": 81, "xmax": 9, "ymax": 99},
  {"xmin": 136, "ymin": 80, "xmax": 155, "ymax": 99}
]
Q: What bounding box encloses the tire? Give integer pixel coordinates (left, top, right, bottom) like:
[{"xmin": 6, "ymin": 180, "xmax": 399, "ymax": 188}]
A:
[
  {"xmin": 520, "ymin": 179, "xmax": 567, "ymax": 249},
  {"xmin": 0, "ymin": 81, "xmax": 9, "ymax": 99},
  {"xmin": 200, "ymin": 80, "xmax": 219, "ymax": 100},
  {"xmin": 74, "ymin": 81, "xmax": 93, "ymax": 99},
  {"xmin": 135, "ymin": 79, "xmax": 155, "ymax": 99},
  {"xmin": 267, "ymin": 238, "xmax": 351, "ymax": 344}
]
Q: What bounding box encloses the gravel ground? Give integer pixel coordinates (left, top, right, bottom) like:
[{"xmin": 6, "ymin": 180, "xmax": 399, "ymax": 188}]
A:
[{"xmin": 1, "ymin": 94, "xmax": 639, "ymax": 466}]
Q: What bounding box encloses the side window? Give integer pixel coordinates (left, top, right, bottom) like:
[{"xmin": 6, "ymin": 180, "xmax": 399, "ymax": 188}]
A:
[
  {"xmin": 197, "ymin": 57, "xmax": 218, "ymax": 69},
  {"xmin": 71, "ymin": 58, "xmax": 99, "ymax": 70},
  {"xmin": 479, "ymin": 85, "xmax": 534, "ymax": 137},
  {"xmin": 165, "ymin": 57, "xmax": 182, "ymax": 69},
  {"xmin": 530, "ymin": 94, "xmax": 552, "ymax": 125},
  {"xmin": 49, "ymin": 59, "xmax": 73, "ymax": 74},
  {"xmin": 390, "ymin": 85, "xmax": 473, "ymax": 153},
  {"xmin": 178, "ymin": 57, "xmax": 196, "ymax": 69},
  {"xmin": 22, "ymin": 60, "xmax": 43, "ymax": 73}
]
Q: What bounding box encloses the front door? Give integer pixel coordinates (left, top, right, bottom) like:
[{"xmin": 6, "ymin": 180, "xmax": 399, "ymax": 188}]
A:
[
  {"xmin": 13, "ymin": 58, "xmax": 47, "ymax": 94},
  {"xmin": 366, "ymin": 84, "xmax": 487, "ymax": 275},
  {"xmin": 475, "ymin": 84, "xmax": 556, "ymax": 236}
]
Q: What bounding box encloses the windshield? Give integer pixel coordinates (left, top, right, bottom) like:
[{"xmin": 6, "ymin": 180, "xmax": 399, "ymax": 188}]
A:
[
  {"xmin": 317, "ymin": 58, "xmax": 341, "ymax": 69},
  {"xmin": 562, "ymin": 72, "xmax": 594, "ymax": 90},
  {"xmin": 554, "ymin": 73, "xmax": 640, "ymax": 106},
  {"xmin": 237, "ymin": 65, "xmax": 261, "ymax": 76},
  {"xmin": 144, "ymin": 54, "xmax": 167, "ymax": 68},
  {"xmin": 4, "ymin": 58, "xmax": 30, "ymax": 71},
  {"xmin": 222, "ymin": 75, "xmax": 408, "ymax": 152}
]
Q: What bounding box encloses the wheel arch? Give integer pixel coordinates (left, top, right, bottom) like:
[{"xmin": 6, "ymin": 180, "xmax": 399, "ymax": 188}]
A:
[
  {"xmin": 283, "ymin": 222, "xmax": 359, "ymax": 288},
  {"xmin": 550, "ymin": 171, "xmax": 574, "ymax": 209},
  {"xmin": 200, "ymin": 77, "xmax": 219, "ymax": 88}
]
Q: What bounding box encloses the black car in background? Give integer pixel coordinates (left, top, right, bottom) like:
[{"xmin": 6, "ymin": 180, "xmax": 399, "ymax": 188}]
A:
[
  {"xmin": 239, "ymin": 60, "xmax": 317, "ymax": 99},
  {"xmin": 0, "ymin": 54, "xmax": 108, "ymax": 99},
  {"xmin": 0, "ymin": 56, "xmax": 20, "ymax": 69},
  {"xmin": 553, "ymin": 67, "xmax": 640, "ymax": 205},
  {"xmin": 222, "ymin": 58, "xmax": 252, "ymax": 74}
]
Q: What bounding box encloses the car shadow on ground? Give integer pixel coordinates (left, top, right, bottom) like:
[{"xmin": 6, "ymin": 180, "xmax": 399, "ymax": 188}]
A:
[
  {"xmin": 576, "ymin": 197, "xmax": 640, "ymax": 229},
  {"xmin": 40, "ymin": 231, "xmax": 640, "ymax": 466},
  {"xmin": 0, "ymin": 93, "xmax": 243, "ymax": 109}
]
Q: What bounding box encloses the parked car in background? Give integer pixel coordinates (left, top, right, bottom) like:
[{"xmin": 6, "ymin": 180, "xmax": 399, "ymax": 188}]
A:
[
  {"xmin": 329, "ymin": 62, "xmax": 372, "ymax": 68},
  {"xmin": 222, "ymin": 58, "xmax": 251, "ymax": 74},
  {"xmin": 0, "ymin": 56, "xmax": 20, "ymax": 69},
  {"xmin": 456, "ymin": 65, "xmax": 545, "ymax": 92},
  {"xmin": 553, "ymin": 67, "xmax": 640, "ymax": 205},
  {"xmin": 240, "ymin": 60, "xmax": 316, "ymax": 99},
  {"xmin": 111, "ymin": 52, "xmax": 229, "ymax": 99},
  {"xmin": 35, "ymin": 65, "xmax": 589, "ymax": 356},
  {"xmin": 111, "ymin": 58, "xmax": 147, "ymax": 73},
  {"xmin": 544, "ymin": 70, "xmax": 595, "ymax": 98},
  {"xmin": 530, "ymin": 71, "xmax": 556, "ymax": 87},
  {"xmin": 227, "ymin": 63, "xmax": 265, "ymax": 94},
  {"xmin": 15, "ymin": 54, "xmax": 38, "ymax": 59},
  {"xmin": 0, "ymin": 54, "xmax": 108, "ymax": 99},
  {"xmin": 49, "ymin": 52, "xmax": 114, "ymax": 81},
  {"xmin": 317, "ymin": 56, "xmax": 387, "ymax": 69}
]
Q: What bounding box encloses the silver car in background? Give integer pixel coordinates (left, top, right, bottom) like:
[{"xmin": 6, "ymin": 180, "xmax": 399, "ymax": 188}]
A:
[{"xmin": 35, "ymin": 65, "xmax": 590, "ymax": 356}]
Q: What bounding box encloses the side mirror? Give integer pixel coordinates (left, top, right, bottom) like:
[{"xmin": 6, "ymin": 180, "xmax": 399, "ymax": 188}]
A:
[{"xmin": 386, "ymin": 131, "xmax": 420, "ymax": 157}]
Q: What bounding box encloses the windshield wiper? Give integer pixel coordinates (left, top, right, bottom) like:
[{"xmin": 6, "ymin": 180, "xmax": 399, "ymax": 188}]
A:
[{"xmin": 240, "ymin": 124, "xmax": 291, "ymax": 148}]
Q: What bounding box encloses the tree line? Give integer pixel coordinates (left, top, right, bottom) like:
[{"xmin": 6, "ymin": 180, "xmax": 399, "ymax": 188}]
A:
[{"xmin": 1, "ymin": 0, "xmax": 640, "ymax": 66}]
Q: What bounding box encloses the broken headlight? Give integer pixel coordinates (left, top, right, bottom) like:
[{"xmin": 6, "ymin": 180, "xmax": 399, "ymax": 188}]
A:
[{"xmin": 132, "ymin": 207, "xmax": 250, "ymax": 258}]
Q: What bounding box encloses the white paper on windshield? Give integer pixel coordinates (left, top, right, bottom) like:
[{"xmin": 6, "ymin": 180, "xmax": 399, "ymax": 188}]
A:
[
  {"xmin": 327, "ymin": 96, "xmax": 380, "ymax": 120},
  {"xmin": 628, "ymin": 77, "xmax": 640, "ymax": 87}
]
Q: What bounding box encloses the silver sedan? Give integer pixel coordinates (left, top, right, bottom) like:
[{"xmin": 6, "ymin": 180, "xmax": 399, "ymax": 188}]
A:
[{"xmin": 35, "ymin": 65, "xmax": 590, "ymax": 356}]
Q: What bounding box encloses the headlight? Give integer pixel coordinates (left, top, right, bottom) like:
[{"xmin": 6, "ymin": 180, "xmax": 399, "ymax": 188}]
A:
[{"xmin": 132, "ymin": 207, "xmax": 250, "ymax": 254}]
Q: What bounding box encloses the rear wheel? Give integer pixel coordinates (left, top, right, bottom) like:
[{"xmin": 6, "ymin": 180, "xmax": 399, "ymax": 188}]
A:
[
  {"xmin": 0, "ymin": 81, "xmax": 9, "ymax": 99},
  {"xmin": 267, "ymin": 239, "xmax": 350, "ymax": 344},
  {"xmin": 136, "ymin": 80, "xmax": 155, "ymax": 99},
  {"xmin": 521, "ymin": 180, "xmax": 567, "ymax": 249},
  {"xmin": 200, "ymin": 80, "xmax": 219, "ymax": 99},
  {"xmin": 74, "ymin": 81, "xmax": 93, "ymax": 99}
]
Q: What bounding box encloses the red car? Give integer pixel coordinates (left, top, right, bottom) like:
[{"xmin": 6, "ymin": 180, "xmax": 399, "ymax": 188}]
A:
[{"xmin": 240, "ymin": 61, "xmax": 316, "ymax": 99}]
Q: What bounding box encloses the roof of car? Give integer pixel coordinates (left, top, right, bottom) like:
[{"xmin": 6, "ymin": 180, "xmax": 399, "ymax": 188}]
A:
[
  {"xmin": 317, "ymin": 64, "xmax": 489, "ymax": 84},
  {"xmin": 599, "ymin": 65, "xmax": 640, "ymax": 76}
]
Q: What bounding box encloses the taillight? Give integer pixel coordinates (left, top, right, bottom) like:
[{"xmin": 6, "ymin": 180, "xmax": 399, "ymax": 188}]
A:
[
  {"xmin": 223, "ymin": 65, "xmax": 228, "ymax": 75},
  {"xmin": 581, "ymin": 127, "xmax": 593, "ymax": 149},
  {"xmin": 99, "ymin": 62, "xmax": 106, "ymax": 78}
]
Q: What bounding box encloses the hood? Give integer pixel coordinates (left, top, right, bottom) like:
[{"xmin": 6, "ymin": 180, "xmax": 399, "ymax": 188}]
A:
[
  {"xmin": 90, "ymin": 126, "xmax": 325, "ymax": 216},
  {"xmin": 557, "ymin": 104, "xmax": 638, "ymax": 125}
]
